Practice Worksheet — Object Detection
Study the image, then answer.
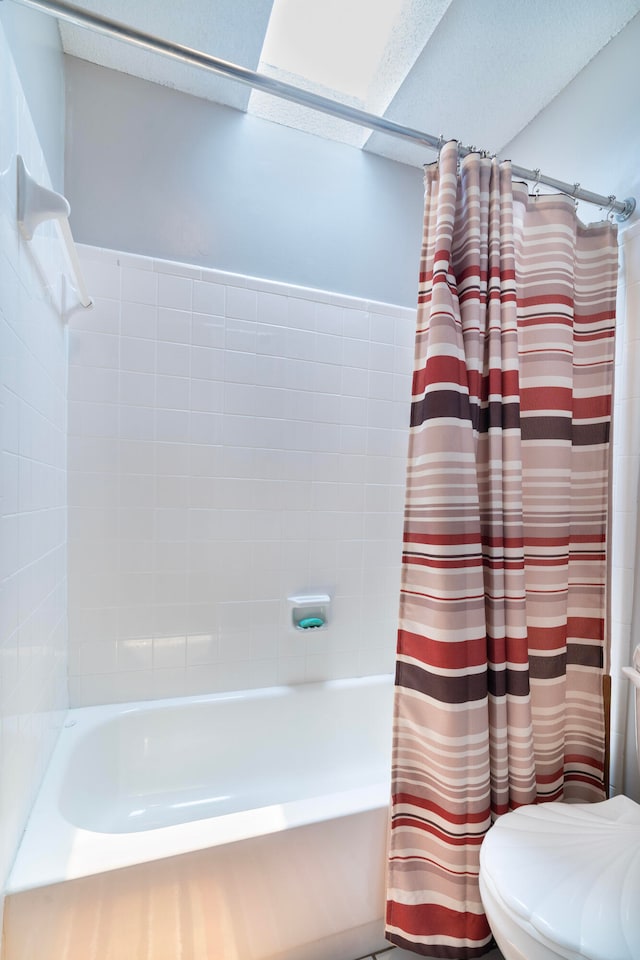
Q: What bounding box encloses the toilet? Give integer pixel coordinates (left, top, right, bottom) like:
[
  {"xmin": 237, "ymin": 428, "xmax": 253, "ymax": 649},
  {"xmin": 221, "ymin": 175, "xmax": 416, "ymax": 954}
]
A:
[{"xmin": 479, "ymin": 648, "xmax": 640, "ymax": 960}]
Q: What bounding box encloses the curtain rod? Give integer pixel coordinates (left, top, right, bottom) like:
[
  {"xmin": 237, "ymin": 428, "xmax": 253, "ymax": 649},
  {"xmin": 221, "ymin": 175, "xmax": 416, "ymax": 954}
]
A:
[{"xmin": 7, "ymin": 0, "xmax": 636, "ymax": 222}]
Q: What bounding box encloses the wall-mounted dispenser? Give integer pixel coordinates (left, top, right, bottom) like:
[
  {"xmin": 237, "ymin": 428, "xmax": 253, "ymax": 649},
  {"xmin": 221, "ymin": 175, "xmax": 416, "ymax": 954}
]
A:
[{"xmin": 288, "ymin": 594, "xmax": 330, "ymax": 632}]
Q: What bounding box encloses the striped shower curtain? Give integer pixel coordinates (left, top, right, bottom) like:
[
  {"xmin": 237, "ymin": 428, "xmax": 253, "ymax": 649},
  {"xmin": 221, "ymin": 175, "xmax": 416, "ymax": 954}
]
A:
[{"xmin": 386, "ymin": 141, "xmax": 618, "ymax": 957}]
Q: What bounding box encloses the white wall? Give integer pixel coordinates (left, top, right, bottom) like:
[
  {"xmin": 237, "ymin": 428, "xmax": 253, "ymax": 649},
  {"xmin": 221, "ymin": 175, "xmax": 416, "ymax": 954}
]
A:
[
  {"xmin": 63, "ymin": 57, "xmax": 424, "ymax": 309},
  {"xmin": 0, "ymin": 4, "xmax": 65, "ymax": 193},
  {"xmin": 501, "ymin": 12, "xmax": 640, "ymax": 226},
  {"xmin": 67, "ymin": 244, "xmax": 414, "ymax": 706},
  {"xmin": 0, "ymin": 18, "xmax": 69, "ymax": 939},
  {"xmin": 504, "ymin": 12, "xmax": 640, "ymax": 799}
]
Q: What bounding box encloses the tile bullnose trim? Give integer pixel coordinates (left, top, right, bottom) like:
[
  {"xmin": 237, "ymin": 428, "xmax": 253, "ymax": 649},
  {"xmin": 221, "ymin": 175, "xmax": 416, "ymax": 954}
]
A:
[{"xmin": 76, "ymin": 244, "xmax": 416, "ymax": 319}]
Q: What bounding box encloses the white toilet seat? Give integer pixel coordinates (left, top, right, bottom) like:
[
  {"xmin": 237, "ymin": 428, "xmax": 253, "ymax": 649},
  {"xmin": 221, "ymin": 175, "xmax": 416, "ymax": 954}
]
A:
[{"xmin": 479, "ymin": 794, "xmax": 640, "ymax": 960}]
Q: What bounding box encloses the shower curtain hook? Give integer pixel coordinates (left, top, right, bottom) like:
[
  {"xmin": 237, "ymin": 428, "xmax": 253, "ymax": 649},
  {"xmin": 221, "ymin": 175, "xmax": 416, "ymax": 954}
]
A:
[
  {"xmin": 532, "ymin": 168, "xmax": 541, "ymax": 199},
  {"xmin": 606, "ymin": 195, "xmax": 617, "ymax": 221},
  {"xmin": 572, "ymin": 183, "xmax": 581, "ymax": 209}
]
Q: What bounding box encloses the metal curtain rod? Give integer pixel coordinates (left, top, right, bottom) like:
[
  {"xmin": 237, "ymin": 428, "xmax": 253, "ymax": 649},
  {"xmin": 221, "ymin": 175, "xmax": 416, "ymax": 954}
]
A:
[{"xmin": 8, "ymin": 0, "xmax": 636, "ymax": 222}]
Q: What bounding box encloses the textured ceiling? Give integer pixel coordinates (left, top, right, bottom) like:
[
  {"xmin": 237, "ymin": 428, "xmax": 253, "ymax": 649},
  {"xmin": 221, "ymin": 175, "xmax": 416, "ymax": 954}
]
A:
[
  {"xmin": 59, "ymin": 0, "xmax": 275, "ymax": 111},
  {"xmin": 59, "ymin": 0, "xmax": 640, "ymax": 167}
]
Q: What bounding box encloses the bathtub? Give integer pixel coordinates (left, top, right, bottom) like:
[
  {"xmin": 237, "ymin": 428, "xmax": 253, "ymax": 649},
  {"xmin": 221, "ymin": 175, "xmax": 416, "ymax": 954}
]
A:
[{"xmin": 4, "ymin": 675, "xmax": 394, "ymax": 960}]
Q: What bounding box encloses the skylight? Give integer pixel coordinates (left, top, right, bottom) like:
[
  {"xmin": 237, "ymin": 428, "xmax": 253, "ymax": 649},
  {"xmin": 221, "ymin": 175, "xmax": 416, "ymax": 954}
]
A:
[
  {"xmin": 257, "ymin": 0, "xmax": 406, "ymax": 102},
  {"xmin": 247, "ymin": 0, "xmax": 455, "ymax": 153}
]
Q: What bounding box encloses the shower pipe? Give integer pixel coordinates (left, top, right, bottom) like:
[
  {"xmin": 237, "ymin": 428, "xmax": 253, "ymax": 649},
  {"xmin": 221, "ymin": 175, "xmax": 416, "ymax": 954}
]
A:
[{"xmin": 5, "ymin": 0, "xmax": 636, "ymax": 222}]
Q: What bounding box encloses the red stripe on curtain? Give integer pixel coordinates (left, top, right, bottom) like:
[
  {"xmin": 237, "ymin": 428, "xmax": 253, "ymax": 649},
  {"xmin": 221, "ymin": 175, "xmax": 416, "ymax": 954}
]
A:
[{"xmin": 387, "ymin": 902, "xmax": 490, "ymax": 939}]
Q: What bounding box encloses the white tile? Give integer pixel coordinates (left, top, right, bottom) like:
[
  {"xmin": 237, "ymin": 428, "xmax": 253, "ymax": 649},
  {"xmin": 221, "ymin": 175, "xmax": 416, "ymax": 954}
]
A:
[
  {"xmin": 68, "ymin": 365, "xmax": 118, "ymax": 403},
  {"xmin": 224, "ymin": 382, "xmax": 258, "ymax": 417},
  {"xmin": 119, "ymin": 371, "xmax": 155, "ymax": 407},
  {"xmin": 369, "ymin": 341, "xmax": 396, "ymax": 373},
  {"xmin": 117, "ymin": 637, "xmax": 153, "ymax": 671},
  {"xmin": 225, "ymin": 349, "xmax": 257, "ymax": 384},
  {"xmin": 342, "ymin": 307, "xmax": 370, "ymax": 339},
  {"xmin": 117, "ymin": 604, "xmax": 157, "ymax": 639},
  {"xmin": 342, "ymin": 337, "xmax": 369, "ymax": 368},
  {"xmin": 225, "ymin": 318, "xmax": 257, "ymax": 352},
  {"xmin": 68, "ymin": 470, "xmax": 118, "ymax": 509},
  {"xmin": 277, "ymin": 656, "xmax": 307, "ymax": 685},
  {"xmin": 71, "ymin": 296, "xmax": 119, "ymax": 335},
  {"xmin": 369, "ymin": 370, "xmax": 396, "ymax": 401},
  {"xmin": 69, "ymin": 330, "xmax": 119, "ymax": 369},
  {"xmin": 191, "ymin": 345, "xmax": 224, "ymax": 380},
  {"xmin": 154, "ymin": 442, "xmax": 194, "ymax": 476},
  {"xmin": 394, "ymin": 313, "xmax": 416, "ymax": 347},
  {"xmin": 155, "ymin": 409, "xmax": 189, "ymax": 443},
  {"xmin": 315, "ymin": 301, "xmax": 343, "ymax": 336},
  {"xmin": 121, "ymin": 300, "xmax": 157, "ymax": 340},
  {"xmin": 119, "ymin": 404, "xmax": 155, "ymax": 441},
  {"xmin": 68, "ymin": 400, "xmax": 119, "ymax": 439},
  {"xmin": 156, "ymin": 340, "xmax": 189, "ymax": 377},
  {"xmin": 189, "ymin": 411, "xmax": 222, "ymax": 445},
  {"xmin": 369, "ymin": 313, "xmax": 395, "ymax": 344},
  {"xmin": 155, "ymin": 570, "xmax": 188, "ymax": 605},
  {"xmin": 257, "ymin": 291, "xmax": 288, "ymax": 326},
  {"xmin": 226, "ymin": 285, "xmax": 257, "ymax": 321},
  {"xmin": 119, "ymin": 439, "xmax": 155, "ymax": 475},
  {"xmin": 151, "ymin": 667, "xmax": 186, "ymax": 698},
  {"xmin": 191, "ymin": 378, "xmax": 224, "ymax": 413},
  {"xmin": 192, "ymin": 312, "xmax": 225, "ymax": 348},
  {"xmin": 151, "ymin": 604, "xmax": 190, "ymax": 637},
  {"xmin": 119, "ymin": 474, "xmax": 154, "ymax": 509},
  {"xmin": 155, "ymin": 507, "xmax": 190, "ymax": 540},
  {"xmin": 158, "ymin": 307, "xmax": 190, "ymax": 344},
  {"xmin": 154, "ymin": 374, "xmax": 188, "ymax": 410},
  {"xmin": 340, "ymin": 395, "xmax": 368, "ymax": 426},
  {"xmin": 256, "ymin": 324, "xmax": 287, "ymax": 358},
  {"xmin": 183, "ymin": 663, "xmax": 223, "ymax": 695},
  {"xmin": 153, "ymin": 635, "xmax": 187, "ymax": 669},
  {"xmin": 121, "ymin": 266, "xmax": 158, "ymax": 305},
  {"xmin": 79, "ymin": 259, "xmax": 121, "ymax": 300},
  {"xmin": 312, "ymin": 393, "xmax": 341, "ymax": 424},
  {"xmin": 158, "ymin": 273, "xmax": 192, "ymax": 311},
  {"xmin": 155, "ymin": 477, "xmax": 189, "ymax": 509},
  {"xmin": 341, "ymin": 366, "xmax": 369, "ymax": 398},
  {"xmin": 368, "ymin": 398, "xmax": 405, "ymax": 430},
  {"xmin": 118, "ymin": 507, "xmax": 155, "ymax": 541},
  {"xmin": 286, "ymin": 297, "xmax": 315, "ymax": 330},
  {"xmin": 120, "ymin": 336, "xmax": 156, "ymax": 374},
  {"xmin": 192, "ymin": 280, "xmax": 225, "ymax": 317},
  {"xmin": 79, "ymin": 640, "xmax": 118, "ymax": 675}
]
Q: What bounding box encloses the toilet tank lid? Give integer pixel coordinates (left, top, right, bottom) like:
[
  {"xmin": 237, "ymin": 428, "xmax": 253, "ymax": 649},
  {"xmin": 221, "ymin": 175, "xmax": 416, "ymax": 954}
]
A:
[{"xmin": 480, "ymin": 796, "xmax": 640, "ymax": 960}]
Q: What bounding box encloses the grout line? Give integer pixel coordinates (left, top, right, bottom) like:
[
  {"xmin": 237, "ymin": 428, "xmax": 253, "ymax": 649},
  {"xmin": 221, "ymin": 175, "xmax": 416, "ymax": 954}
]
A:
[{"xmin": 352, "ymin": 946, "xmax": 396, "ymax": 960}]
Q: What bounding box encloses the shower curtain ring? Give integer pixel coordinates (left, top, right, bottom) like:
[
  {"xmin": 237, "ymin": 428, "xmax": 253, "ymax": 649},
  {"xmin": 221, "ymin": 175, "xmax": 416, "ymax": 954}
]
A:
[
  {"xmin": 532, "ymin": 168, "xmax": 541, "ymax": 198},
  {"xmin": 572, "ymin": 183, "xmax": 581, "ymax": 208}
]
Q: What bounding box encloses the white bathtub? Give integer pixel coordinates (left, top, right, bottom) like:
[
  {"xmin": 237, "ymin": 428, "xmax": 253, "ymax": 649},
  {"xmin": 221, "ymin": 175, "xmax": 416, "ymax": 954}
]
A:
[{"xmin": 5, "ymin": 675, "xmax": 394, "ymax": 960}]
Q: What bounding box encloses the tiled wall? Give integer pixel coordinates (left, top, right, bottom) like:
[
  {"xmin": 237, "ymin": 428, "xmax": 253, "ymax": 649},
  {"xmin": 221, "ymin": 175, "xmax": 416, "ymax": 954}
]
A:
[
  {"xmin": 0, "ymin": 22, "xmax": 68, "ymax": 922},
  {"xmin": 610, "ymin": 217, "xmax": 640, "ymax": 800},
  {"xmin": 67, "ymin": 245, "xmax": 415, "ymax": 706}
]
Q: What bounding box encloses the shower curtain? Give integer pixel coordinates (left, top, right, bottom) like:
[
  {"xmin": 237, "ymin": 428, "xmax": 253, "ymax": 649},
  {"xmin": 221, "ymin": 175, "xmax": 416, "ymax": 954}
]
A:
[{"xmin": 386, "ymin": 141, "xmax": 618, "ymax": 957}]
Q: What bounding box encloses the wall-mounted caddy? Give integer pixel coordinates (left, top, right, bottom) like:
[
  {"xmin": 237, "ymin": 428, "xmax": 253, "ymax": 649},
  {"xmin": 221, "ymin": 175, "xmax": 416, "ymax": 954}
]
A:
[
  {"xmin": 17, "ymin": 155, "xmax": 92, "ymax": 308},
  {"xmin": 288, "ymin": 595, "xmax": 331, "ymax": 632}
]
